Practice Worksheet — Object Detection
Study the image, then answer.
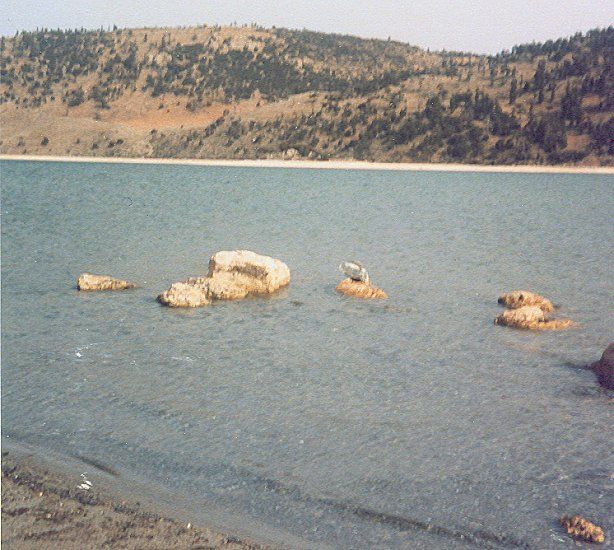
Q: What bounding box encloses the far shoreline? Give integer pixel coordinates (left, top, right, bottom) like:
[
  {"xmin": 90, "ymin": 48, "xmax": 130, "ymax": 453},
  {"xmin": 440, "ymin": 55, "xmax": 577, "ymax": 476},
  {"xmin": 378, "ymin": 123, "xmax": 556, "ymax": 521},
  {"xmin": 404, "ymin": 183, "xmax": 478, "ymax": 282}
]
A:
[{"xmin": 1, "ymin": 154, "xmax": 613, "ymax": 175}]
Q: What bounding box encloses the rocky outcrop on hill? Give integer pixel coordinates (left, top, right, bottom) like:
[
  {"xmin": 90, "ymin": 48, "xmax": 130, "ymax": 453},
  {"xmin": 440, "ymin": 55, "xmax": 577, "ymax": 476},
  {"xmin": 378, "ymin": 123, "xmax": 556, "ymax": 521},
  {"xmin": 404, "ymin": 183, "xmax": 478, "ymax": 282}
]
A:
[
  {"xmin": 589, "ymin": 343, "xmax": 614, "ymax": 390},
  {"xmin": 497, "ymin": 290, "xmax": 553, "ymax": 312},
  {"xmin": 335, "ymin": 278, "xmax": 388, "ymax": 300},
  {"xmin": 158, "ymin": 250, "xmax": 290, "ymax": 307},
  {"xmin": 77, "ymin": 273, "xmax": 135, "ymax": 291}
]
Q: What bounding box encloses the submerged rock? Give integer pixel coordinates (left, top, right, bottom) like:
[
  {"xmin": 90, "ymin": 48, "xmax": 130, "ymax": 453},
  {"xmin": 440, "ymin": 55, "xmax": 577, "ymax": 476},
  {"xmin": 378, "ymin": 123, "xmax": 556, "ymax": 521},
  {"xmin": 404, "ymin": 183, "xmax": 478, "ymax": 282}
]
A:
[
  {"xmin": 335, "ymin": 278, "xmax": 388, "ymax": 300},
  {"xmin": 497, "ymin": 290, "xmax": 553, "ymax": 312},
  {"xmin": 77, "ymin": 273, "xmax": 135, "ymax": 291},
  {"xmin": 494, "ymin": 306, "xmax": 572, "ymax": 330},
  {"xmin": 158, "ymin": 250, "xmax": 290, "ymax": 307},
  {"xmin": 589, "ymin": 343, "xmax": 614, "ymax": 390},
  {"xmin": 561, "ymin": 515, "xmax": 605, "ymax": 543}
]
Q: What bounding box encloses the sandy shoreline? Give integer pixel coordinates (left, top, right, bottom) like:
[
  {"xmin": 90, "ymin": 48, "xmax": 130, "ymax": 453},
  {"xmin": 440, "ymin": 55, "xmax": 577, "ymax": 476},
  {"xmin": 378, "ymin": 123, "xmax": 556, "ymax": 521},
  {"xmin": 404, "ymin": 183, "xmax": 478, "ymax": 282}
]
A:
[
  {"xmin": 1, "ymin": 443, "xmax": 273, "ymax": 549},
  {"xmin": 1, "ymin": 154, "xmax": 613, "ymax": 174}
]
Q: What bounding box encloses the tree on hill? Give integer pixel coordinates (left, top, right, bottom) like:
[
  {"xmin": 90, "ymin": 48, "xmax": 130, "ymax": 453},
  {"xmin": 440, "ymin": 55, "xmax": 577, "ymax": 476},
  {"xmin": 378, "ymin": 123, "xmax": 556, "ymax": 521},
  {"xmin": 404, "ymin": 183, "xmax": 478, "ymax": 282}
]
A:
[{"xmin": 560, "ymin": 83, "xmax": 583, "ymax": 126}]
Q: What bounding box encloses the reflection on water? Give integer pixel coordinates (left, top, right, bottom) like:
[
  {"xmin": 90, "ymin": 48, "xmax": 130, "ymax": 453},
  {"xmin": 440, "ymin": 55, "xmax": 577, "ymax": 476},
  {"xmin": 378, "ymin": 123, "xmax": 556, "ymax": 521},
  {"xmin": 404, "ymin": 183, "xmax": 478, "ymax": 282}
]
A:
[{"xmin": 2, "ymin": 161, "xmax": 613, "ymax": 548}]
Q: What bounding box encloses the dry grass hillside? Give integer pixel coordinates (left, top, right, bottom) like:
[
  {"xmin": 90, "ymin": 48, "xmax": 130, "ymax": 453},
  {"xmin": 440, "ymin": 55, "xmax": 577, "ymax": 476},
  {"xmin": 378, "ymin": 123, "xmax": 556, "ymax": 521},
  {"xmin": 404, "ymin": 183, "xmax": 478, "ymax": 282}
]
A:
[{"xmin": 1, "ymin": 24, "xmax": 612, "ymax": 165}]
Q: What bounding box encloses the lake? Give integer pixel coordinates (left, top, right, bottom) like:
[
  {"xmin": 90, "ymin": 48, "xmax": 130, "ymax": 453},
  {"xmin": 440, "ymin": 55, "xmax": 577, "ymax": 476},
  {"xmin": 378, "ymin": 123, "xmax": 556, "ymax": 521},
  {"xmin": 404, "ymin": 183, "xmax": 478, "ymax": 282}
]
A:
[{"xmin": 1, "ymin": 160, "xmax": 612, "ymax": 548}]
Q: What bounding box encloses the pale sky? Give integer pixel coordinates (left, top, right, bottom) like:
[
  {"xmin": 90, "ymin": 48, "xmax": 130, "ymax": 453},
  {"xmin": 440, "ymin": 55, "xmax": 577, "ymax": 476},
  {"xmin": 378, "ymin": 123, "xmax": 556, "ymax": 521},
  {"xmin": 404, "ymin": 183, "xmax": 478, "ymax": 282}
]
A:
[{"xmin": 1, "ymin": 0, "xmax": 611, "ymax": 54}]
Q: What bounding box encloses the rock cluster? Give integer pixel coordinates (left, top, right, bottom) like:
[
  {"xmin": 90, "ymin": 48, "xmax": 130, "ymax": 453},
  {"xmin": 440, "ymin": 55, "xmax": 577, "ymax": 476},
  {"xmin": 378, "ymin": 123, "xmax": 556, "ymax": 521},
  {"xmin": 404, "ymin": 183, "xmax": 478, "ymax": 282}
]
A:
[
  {"xmin": 561, "ymin": 515, "xmax": 605, "ymax": 543},
  {"xmin": 335, "ymin": 278, "xmax": 388, "ymax": 299},
  {"xmin": 494, "ymin": 291, "xmax": 571, "ymax": 330},
  {"xmin": 588, "ymin": 343, "xmax": 614, "ymax": 390},
  {"xmin": 77, "ymin": 273, "xmax": 135, "ymax": 291},
  {"xmin": 157, "ymin": 250, "xmax": 290, "ymax": 307}
]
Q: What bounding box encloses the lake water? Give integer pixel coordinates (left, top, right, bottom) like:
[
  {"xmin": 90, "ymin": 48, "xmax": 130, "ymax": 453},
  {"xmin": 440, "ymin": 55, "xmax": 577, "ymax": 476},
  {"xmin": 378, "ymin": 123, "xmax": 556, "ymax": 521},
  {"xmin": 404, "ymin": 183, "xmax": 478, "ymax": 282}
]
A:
[{"xmin": 1, "ymin": 160, "xmax": 612, "ymax": 548}]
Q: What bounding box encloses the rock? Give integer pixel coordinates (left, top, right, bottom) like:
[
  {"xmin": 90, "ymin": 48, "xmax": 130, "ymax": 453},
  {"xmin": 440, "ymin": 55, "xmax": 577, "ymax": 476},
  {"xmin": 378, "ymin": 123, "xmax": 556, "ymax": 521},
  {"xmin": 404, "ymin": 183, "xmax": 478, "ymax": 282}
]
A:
[
  {"xmin": 157, "ymin": 282, "xmax": 211, "ymax": 308},
  {"xmin": 589, "ymin": 343, "xmax": 614, "ymax": 390},
  {"xmin": 494, "ymin": 305, "xmax": 544, "ymax": 327},
  {"xmin": 283, "ymin": 148, "xmax": 300, "ymax": 159},
  {"xmin": 77, "ymin": 273, "xmax": 135, "ymax": 291},
  {"xmin": 207, "ymin": 250, "xmax": 290, "ymax": 294},
  {"xmin": 338, "ymin": 261, "xmax": 370, "ymax": 284},
  {"xmin": 335, "ymin": 278, "xmax": 388, "ymax": 300},
  {"xmin": 495, "ymin": 291, "xmax": 572, "ymax": 330},
  {"xmin": 494, "ymin": 306, "xmax": 572, "ymax": 330},
  {"xmin": 154, "ymin": 51, "xmax": 172, "ymax": 67},
  {"xmin": 561, "ymin": 515, "xmax": 605, "ymax": 543},
  {"xmin": 497, "ymin": 290, "xmax": 553, "ymax": 312},
  {"xmin": 158, "ymin": 250, "xmax": 290, "ymax": 307}
]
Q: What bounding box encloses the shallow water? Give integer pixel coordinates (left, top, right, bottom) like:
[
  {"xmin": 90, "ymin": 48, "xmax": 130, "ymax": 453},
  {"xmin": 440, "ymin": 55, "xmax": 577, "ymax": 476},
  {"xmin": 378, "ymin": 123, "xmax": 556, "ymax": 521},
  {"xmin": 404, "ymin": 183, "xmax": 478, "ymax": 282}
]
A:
[{"xmin": 2, "ymin": 160, "xmax": 613, "ymax": 548}]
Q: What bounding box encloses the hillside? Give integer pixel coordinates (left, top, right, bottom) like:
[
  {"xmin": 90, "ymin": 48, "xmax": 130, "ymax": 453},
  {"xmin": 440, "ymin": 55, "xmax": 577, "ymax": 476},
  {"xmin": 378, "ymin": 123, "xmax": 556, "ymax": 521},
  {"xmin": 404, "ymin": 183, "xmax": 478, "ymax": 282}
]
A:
[{"xmin": 0, "ymin": 24, "xmax": 612, "ymax": 165}]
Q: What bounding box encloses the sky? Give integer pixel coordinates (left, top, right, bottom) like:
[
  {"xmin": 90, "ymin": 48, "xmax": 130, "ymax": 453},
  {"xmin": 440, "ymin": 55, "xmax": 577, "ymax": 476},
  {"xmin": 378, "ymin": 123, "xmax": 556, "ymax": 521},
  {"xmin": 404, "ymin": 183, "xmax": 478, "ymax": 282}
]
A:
[{"xmin": 1, "ymin": 0, "xmax": 611, "ymax": 54}]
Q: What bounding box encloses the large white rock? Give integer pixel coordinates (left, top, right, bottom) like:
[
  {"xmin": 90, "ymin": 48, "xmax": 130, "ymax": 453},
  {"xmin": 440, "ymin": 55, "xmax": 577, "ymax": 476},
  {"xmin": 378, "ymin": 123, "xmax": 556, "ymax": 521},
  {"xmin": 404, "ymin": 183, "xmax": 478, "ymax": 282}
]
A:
[
  {"xmin": 207, "ymin": 250, "xmax": 290, "ymax": 294},
  {"xmin": 158, "ymin": 250, "xmax": 290, "ymax": 307}
]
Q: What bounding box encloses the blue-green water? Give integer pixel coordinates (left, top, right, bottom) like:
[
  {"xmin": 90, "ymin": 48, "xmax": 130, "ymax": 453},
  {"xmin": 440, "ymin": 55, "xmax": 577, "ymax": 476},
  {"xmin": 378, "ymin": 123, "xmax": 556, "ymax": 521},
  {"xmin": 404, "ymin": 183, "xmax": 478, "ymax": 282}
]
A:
[{"xmin": 1, "ymin": 160, "xmax": 613, "ymax": 548}]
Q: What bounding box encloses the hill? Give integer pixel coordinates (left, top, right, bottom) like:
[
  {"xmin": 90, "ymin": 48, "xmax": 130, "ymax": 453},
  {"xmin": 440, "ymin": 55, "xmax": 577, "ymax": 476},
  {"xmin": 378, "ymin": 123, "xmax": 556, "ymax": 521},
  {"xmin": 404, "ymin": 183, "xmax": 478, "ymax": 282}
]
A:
[{"xmin": 1, "ymin": 24, "xmax": 612, "ymax": 165}]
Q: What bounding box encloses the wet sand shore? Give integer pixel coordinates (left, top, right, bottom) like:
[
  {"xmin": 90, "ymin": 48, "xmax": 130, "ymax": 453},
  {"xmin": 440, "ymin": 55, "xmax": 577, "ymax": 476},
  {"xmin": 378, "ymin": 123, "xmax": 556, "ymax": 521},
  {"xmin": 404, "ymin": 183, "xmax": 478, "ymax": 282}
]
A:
[
  {"xmin": 1, "ymin": 154, "xmax": 613, "ymax": 174},
  {"xmin": 1, "ymin": 449, "xmax": 266, "ymax": 550}
]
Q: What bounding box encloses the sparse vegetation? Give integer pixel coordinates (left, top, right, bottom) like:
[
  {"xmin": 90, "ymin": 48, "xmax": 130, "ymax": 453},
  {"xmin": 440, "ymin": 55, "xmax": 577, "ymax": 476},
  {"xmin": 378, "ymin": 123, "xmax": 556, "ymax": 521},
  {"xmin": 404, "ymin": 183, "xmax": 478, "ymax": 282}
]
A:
[{"xmin": 1, "ymin": 24, "xmax": 612, "ymax": 164}]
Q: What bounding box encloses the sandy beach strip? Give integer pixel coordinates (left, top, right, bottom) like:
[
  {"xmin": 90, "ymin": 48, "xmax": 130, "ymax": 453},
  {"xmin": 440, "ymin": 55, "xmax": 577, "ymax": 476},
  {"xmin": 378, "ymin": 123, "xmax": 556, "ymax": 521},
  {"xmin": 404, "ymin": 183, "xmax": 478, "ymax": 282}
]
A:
[
  {"xmin": 1, "ymin": 154, "xmax": 613, "ymax": 174},
  {"xmin": 1, "ymin": 448, "xmax": 269, "ymax": 550}
]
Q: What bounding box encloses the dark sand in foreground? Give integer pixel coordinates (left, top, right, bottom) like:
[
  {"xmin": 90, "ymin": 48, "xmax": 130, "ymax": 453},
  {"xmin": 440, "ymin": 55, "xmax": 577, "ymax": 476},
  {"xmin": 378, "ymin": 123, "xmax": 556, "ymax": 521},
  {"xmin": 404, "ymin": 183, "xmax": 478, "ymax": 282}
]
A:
[{"xmin": 1, "ymin": 450, "xmax": 265, "ymax": 549}]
